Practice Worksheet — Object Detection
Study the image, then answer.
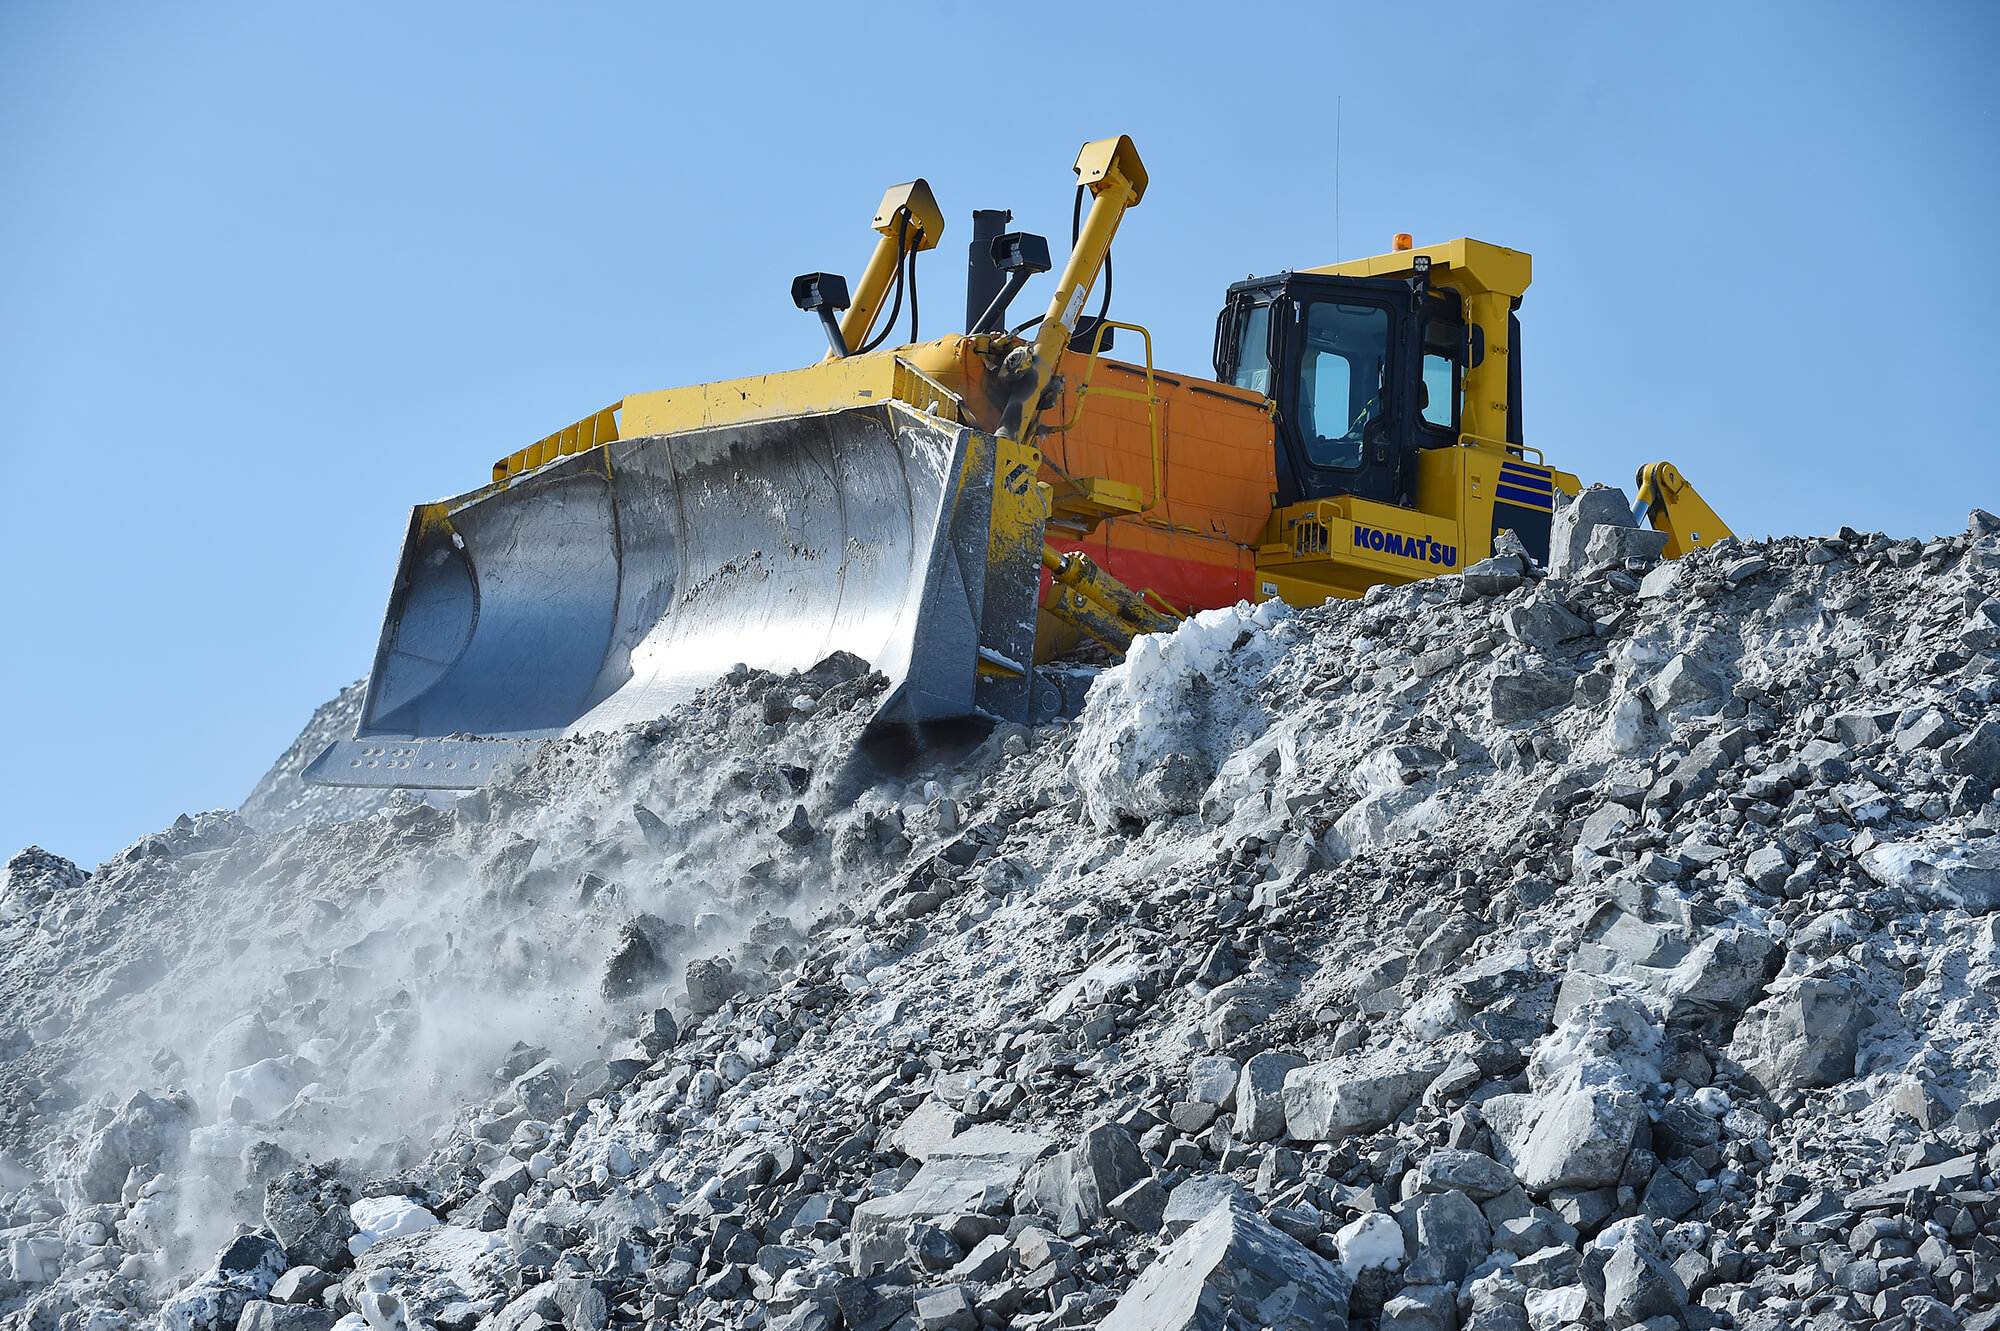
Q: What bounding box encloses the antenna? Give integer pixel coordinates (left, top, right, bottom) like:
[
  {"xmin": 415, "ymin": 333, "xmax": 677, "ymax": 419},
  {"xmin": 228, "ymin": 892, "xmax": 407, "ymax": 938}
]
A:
[{"xmin": 1335, "ymin": 96, "xmax": 1343, "ymax": 263}]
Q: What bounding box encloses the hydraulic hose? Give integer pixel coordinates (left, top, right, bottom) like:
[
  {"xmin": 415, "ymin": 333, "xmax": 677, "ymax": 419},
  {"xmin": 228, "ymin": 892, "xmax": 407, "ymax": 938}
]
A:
[
  {"xmin": 1068, "ymin": 185, "xmax": 1113, "ymax": 335},
  {"xmin": 858, "ymin": 213, "xmax": 910, "ymax": 355}
]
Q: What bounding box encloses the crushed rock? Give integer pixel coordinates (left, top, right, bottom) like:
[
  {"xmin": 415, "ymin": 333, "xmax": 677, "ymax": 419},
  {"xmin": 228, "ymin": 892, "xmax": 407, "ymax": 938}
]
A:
[{"xmin": 3, "ymin": 507, "xmax": 2000, "ymax": 1331}]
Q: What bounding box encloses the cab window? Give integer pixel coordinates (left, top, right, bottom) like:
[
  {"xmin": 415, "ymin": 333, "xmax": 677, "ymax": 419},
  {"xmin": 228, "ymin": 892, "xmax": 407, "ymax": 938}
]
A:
[
  {"xmin": 1299, "ymin": 302, "xmax": 1388, "ymax": 469},
  {"xmin": 1420, "ymin": 320, "xmax": 1460, "ymax": 432},
  {"xmin": 1231, "ymin": 303, "xmax": 1271, "ymax": 395}
]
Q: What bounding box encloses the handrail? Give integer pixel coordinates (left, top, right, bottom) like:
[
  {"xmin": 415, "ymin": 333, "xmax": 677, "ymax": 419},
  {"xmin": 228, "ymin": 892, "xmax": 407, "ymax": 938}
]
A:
[
  {"xmin": 1042, "ymin": 318, "xmax": 1162, "ymax": 513},
  {"xmin": 1460, "ymin": 430, "xmax": 1544, "ymax": 466}
]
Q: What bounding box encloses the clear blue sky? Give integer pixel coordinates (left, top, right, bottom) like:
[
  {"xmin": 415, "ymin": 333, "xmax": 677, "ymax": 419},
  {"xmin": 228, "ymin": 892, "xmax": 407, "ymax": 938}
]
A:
[{"xmin": 4, "ymin": 2, "xmax": 1994, "ymax": 869}]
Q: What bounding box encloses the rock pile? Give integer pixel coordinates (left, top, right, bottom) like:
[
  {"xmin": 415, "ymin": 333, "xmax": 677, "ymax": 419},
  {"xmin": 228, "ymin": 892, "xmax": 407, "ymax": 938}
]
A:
[{"xmin": 4, "ymin": 499, "xmax": 2000, "ymax": 1331}]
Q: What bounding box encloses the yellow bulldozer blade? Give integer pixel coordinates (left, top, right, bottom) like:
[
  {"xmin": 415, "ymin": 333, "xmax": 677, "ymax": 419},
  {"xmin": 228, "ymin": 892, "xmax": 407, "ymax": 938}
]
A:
[{"xmin": 304, "ymin": 402, "xmax": 1048, "ymax": 788}]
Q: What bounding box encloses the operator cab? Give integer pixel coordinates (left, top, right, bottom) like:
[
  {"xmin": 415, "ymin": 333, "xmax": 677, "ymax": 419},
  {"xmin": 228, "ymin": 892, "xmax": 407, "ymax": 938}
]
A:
[{"xmin": 1212, "ymin": 264, "xmax": 1524, "ymax": 510}]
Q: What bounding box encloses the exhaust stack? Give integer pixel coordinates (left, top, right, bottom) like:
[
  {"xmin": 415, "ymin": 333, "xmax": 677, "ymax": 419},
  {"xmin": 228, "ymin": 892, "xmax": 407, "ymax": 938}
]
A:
[{"xmin": 964, "ymin": 209, "xmax": 1011, "ymax": 333}]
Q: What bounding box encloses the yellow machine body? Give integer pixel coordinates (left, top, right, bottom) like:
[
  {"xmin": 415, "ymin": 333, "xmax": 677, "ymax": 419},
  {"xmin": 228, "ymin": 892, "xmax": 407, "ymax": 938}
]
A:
[
  {"xmin": 1253, "ymin": 445, "xmax": 1584, "ymax": 606},
  {"xmin": 310, "ymin": 134, "xmax": 1736, "ymax": 790}
]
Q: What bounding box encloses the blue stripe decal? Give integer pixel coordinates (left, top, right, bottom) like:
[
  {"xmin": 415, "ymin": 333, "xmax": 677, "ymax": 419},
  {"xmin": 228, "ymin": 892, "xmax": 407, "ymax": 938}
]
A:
[
  {"xmin": 1495, "ymin": 484, "xmax": 1554, "ymax": 509},
  {"xmin": 1498, "ymin": 469, "xmax": 1554, "ymax": 492}
]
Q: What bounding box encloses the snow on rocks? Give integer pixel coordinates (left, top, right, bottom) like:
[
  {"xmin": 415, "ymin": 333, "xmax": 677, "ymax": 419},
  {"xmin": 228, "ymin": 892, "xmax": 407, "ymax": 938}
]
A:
[
  {"xmin": 4, "ymin": 511, "xmax": 2000, "ymax": 1330},
  {"xmin": 1070, "ymin": 599, "xmax": 1295, "ymax": 827},
  {"xmin": 343, "ymin": 1197, "xmax": 437, "ymax": 1258},
  {"xmin": 1333, "ymin": 1209, "xmax": 1406, "ymax": 1277},
  {"xmin": 1859, "ymin": 837, "xmax": 2000, "ymax": 914}
]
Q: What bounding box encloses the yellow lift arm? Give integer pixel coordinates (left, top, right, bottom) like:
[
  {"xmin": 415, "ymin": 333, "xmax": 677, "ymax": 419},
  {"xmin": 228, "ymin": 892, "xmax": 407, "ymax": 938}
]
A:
[
  {"xmin": 1633, "ymin": 461, "xmax": 1735, "ymax": 557},
  {"xmin": 825, "ymin": 180, "xmax": 945, "ymax": 362},
  {"xmin": 997, "ymin": 135, "xmax": 1149, "ymax": 442}
]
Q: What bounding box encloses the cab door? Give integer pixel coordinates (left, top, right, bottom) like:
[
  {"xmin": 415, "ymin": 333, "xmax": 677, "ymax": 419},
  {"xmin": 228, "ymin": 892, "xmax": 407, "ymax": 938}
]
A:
[{"xmin": 1217, "ymin": 273, "xmax": 1423, "ymax": 508}]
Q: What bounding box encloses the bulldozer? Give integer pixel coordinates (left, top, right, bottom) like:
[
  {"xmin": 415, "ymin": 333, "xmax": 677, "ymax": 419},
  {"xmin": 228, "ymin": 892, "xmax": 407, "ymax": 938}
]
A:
[{"xmin": 306, "ymin": 134, "xmax": 1732, "ymax": 790}]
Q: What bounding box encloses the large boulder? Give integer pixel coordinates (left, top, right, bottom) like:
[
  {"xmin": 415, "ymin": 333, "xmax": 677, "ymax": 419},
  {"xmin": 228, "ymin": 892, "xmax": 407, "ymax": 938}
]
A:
[
  {"xmin": 1463, "ymin": 554, "xmax": 1527, "ymax": 597},
  {"xmin": 849, "ymin": 1129, "xmax": 1044, "ymax": 1274},
  {"xmin": 1602, "ymin": 1234, "xmax": 1689, "ymax": 1329},
  {"xmin": 1398, "ymin": 1188, "xmax": 1491, "ymax": 1286},
  {"xmin": 1098, "ymin": 1204, "xmax": 1352, "ymax": 1331},
  {"xmin": 1187, "ymin": 1056, "xmax": 1242, "ymax": 1108},
  {"xmin": 162, "ymin": 1232, "xmax": 289, "ymax": 1331},
  {"xmin": 1504, "ymin": 591, "xmax": 1592, "ymax": 651},
  {"xmin": 1644, "ymin": 655, "xmax": 1724, "ymax": 711},
  {"xmin": 1550, "ymin": 486, "xmax": 1637, "ymax": 578},
  {"xmin": 1641, "ymin": 926, "xmax": 1781, "ymax": 1023},
  {"xmin": 1636, "ymin": 563, "xmax": 1680, "ymax": 600},
  {"xmin": 1500, "ymin": 594, "xmax": 1592, "ymax": 649},
  {"xmin": 1236, "ymin": 1052, "xmax": 1306, "ymax": 1142},
  {"xmin": 1410, "ymin": 1150, "xmax": 1520, "ymax": 1203},
  {"xmin": 75, "ymin": 1090, "xmax": 191, "ymax": 1203},
  {"xmin": 1507, "ymin": 1087, "xmax": 1645, "ymax": 1193},
  {"xmin": 1284, "ymin": 1048, "xmax": 1448, "ymax": 1141},
  {"xmin": 1744, "ymin": 844, "xmax": 1791, "ymax": 892},
  {"xmin": 1016, "ymin": 1122, "xmax": 1149, "ymax": 1229},
  {"xmin": 1727, "ymin": 976, "xmax": 1868, "ymax": 1093},
  {"xmin": 1858, "ymin": 841, "xmax": 2000, "ymax": 915},
  {"xmin": 1336, "ymin": 782, "xmax": 1445, "ymax": 853},
  {"xmin": 1491, "ymin": 670, "xmax": 1575, "ymax": 724},
  {"xmin": 1582, "ymin": 523, "xmax": 1669, "ymax": 570},
  {"xmin": 1942, "ymin": 719, "xmax": 2000, "ymax": 784},
  {"xmin": 1379, "ymin": 1283, "xmax": 1457, "ymax": 1330},
  {"xmin": 237, "ymin": 1303, "xmax": 336, "ymax": 1331},
  {"xmin": 1646, "ymin": 726, "xmax": 1751, "ymax": 811},
  {"xmin": 1161, "ymin": 1175, "xmax": 1256, "ymax": 1239},
  {"xmin": 264, "ymin": 1164, "xmax": 357, "ymax": 1271},
  {"xmin": 892, "ymin": 1099, "xmax": 972, "ymax": 1163},
  {"xmin": 601, "ymin": 915, "xmax": 674, "ymax": 1000},
  {"xmin": 684, "ymin": 957, "xmax": 740, "ymax": 1016}
]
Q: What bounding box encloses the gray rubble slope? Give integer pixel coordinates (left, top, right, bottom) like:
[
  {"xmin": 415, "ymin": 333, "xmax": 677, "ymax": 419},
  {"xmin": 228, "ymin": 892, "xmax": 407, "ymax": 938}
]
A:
[
  {"xmin": 236, "ymin": 682, "xmax": 402, "ymax": 834},
  {"xmin": 3, "ymin": 509, "xmax": 2000, "ymax": 1331}
]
